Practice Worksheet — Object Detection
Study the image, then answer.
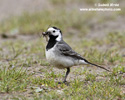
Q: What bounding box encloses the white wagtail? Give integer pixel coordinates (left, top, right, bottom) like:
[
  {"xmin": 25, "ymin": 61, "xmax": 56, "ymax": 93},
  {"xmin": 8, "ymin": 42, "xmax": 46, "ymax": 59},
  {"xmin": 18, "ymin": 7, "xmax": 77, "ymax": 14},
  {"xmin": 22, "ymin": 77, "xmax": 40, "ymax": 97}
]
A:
[{"xmin": 42, "ymin": 27, "xmax": 110, "ymax": 83}]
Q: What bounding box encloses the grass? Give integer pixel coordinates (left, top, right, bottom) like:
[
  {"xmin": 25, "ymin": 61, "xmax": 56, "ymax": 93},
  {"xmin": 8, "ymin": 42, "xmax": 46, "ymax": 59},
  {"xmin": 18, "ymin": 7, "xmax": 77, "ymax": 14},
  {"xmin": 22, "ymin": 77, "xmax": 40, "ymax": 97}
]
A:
[
  {"xmin": 0, "ymin": 66, "xmax": 29, "ymax": 93},
  {"xmin": 0, "ymin": 9, "xmax": 116, "ymax": 36},
  {"xmin": 0, "ymin": 1, "xmax": 125, "ymax": 99},
  {"xmin": 0, "ymin": 36, "xmax": 124, "ymax": 99},
  {"xmin": 0, "ymin": 29, "xmax": 125, "ymax": 100}
]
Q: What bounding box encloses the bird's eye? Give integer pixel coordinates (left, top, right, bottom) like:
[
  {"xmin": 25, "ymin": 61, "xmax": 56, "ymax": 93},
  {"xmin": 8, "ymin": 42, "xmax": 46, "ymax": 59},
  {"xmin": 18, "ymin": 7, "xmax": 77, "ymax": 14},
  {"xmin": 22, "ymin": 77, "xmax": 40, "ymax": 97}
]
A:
[{"xmin": 53, "ymin": 30, "xmax": 55, "ymax": 33}]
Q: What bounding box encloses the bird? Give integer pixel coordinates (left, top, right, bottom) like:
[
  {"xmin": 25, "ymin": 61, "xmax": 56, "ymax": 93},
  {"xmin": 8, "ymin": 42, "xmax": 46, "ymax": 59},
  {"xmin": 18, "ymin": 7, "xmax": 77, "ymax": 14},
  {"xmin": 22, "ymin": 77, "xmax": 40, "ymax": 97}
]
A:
[{"xmin": 42, "ymin": 26, "xmax": 110, "ymax": 83}]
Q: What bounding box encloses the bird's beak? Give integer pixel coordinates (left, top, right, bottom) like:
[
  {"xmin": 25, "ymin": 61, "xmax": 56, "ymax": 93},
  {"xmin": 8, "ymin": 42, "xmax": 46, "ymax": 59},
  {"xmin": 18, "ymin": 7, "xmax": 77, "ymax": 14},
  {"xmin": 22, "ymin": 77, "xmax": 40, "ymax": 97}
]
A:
[{"xmin": 42, "ymin": 31, "xmax": 50, "ymax": 36}]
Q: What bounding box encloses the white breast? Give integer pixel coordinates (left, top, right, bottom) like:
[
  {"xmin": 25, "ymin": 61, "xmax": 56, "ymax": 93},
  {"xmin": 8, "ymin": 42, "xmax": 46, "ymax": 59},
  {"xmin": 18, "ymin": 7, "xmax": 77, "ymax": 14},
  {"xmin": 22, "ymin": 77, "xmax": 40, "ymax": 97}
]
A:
[{"xmin": 45, "ymin": 46, "xmax": 75, "ymax": 69}]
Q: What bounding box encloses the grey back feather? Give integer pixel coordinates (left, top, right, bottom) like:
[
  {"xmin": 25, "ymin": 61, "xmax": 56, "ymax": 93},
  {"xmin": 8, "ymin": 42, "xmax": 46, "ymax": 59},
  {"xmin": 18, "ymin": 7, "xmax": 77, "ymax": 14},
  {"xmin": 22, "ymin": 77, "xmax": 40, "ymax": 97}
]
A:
[{"xmin": 56, "ymin": 40, "xmax": 86, "ymax": 60}]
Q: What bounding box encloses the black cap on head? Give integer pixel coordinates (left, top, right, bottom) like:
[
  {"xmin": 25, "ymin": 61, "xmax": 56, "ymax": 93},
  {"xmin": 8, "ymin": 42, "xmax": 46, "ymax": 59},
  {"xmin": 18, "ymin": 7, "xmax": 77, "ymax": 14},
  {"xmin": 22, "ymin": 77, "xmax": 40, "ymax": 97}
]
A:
[
  {"xmin": 52, "ymin": 26, "xmax": 62, "ymax": 34},
  {"xmin": 52, "ymin": 27, "xmax": 59, "ymax": 30}
]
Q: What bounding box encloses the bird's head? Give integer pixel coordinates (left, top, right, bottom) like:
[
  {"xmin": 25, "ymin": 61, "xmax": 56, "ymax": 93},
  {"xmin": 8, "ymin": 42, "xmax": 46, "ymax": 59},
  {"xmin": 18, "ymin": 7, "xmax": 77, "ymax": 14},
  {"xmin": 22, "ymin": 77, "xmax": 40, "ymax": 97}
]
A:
[{"xmin": 42, "ymin": 27, "xmax": 62, "ymax": 41}]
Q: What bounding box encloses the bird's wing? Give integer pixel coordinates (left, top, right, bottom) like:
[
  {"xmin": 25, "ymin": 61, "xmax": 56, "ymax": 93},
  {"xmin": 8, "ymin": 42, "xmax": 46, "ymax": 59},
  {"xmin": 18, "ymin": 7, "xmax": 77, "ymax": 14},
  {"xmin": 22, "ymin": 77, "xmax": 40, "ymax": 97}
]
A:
[
  {"xmin": 56, "ymin": 41, "xmax": 86, "ymax": 60},
  {"xmin": 56, "ymin": 41, "xmax": 110, "ymax": 72}
]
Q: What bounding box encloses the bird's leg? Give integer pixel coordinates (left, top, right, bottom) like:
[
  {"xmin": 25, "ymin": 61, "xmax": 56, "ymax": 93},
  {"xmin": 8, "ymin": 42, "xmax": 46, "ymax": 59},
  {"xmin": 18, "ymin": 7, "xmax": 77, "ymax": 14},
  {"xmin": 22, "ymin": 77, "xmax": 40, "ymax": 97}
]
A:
[{"xmin": 63, "ymin": 68, "xmax": 70, "ymax": 83}]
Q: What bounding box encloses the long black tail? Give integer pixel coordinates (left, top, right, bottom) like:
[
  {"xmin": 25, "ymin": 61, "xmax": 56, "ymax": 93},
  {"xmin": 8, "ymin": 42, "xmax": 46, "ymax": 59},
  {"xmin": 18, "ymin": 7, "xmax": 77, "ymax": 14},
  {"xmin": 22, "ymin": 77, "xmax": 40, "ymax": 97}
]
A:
[{"xmin": 85, "ymin": 60, "xmax": 111, "ymax": 72}]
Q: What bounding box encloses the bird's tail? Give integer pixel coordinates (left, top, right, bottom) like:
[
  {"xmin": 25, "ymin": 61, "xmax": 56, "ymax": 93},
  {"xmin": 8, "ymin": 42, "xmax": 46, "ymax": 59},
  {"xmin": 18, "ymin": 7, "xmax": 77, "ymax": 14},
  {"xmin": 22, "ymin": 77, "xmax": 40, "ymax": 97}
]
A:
[{"xmin": 84, "ymin": 60, "xmax": 111, "ymax": 72}]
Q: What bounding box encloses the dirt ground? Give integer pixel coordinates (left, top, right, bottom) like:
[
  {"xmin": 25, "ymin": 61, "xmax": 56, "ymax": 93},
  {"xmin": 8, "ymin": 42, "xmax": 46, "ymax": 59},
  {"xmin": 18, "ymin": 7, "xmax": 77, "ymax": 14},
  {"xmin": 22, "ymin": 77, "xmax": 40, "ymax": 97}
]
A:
[
  {"xmin": 0, "ymin": 0, "xmax": 125, "ymax": 83},
  {"xmin": 0, "ymin": 0, "xmax": 49, "ymax": 21},
  {"xmin": 0, "ymin": 0, "xmax": 125, "ymax": 99},
  {"xmin": 0, "ymin": 0, "xmax": 125, "ymax": 37}
]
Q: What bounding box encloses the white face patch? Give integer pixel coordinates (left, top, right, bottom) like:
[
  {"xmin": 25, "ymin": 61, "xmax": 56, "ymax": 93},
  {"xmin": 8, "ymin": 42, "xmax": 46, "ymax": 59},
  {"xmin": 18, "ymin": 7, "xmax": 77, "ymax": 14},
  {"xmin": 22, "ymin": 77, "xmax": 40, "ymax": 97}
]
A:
[{"xmin": 47, "ymin": 27, "xmax": 62, "ymax": 41}]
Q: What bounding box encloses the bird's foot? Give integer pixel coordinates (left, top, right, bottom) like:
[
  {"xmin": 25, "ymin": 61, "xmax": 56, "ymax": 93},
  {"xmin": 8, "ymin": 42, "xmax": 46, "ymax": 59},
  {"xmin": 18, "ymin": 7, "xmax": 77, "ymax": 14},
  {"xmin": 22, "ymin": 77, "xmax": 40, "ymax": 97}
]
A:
[
  {"xmin": 58, "ymin": 82, "xmax": 63, "ymax": 84},
  {"xmin": 63, "ymin": 80, "xmax": 67, "ymax": 83},
  {"xmin": 58, "ymin": 81, "xmax": 66, "ymax": 84},
  {"xmin": 58, "ymin": 81, "xmax": 70, "ymax": 86}
]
